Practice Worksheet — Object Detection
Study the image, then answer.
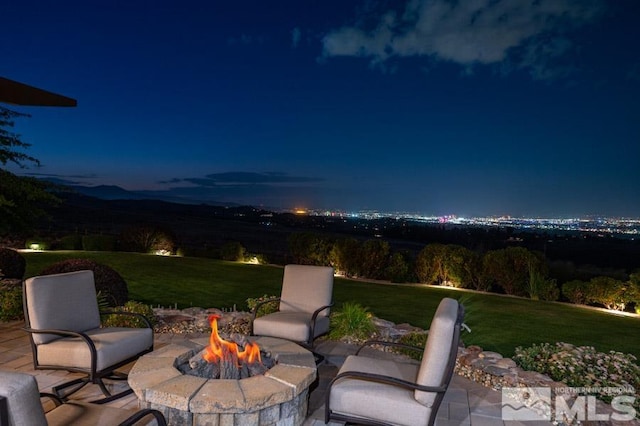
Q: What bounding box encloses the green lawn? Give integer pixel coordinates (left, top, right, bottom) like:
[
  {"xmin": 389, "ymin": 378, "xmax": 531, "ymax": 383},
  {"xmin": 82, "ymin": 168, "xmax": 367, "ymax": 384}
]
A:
[{"xmin": 23, "ymin": 251, "xmax": 640, "ymax": 359}]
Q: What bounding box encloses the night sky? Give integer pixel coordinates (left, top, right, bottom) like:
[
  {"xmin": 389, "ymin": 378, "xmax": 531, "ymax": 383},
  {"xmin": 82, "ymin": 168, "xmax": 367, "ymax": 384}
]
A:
[{"xmin": 2, "ymin": 0, "xmax": 639, "ymax": 217}]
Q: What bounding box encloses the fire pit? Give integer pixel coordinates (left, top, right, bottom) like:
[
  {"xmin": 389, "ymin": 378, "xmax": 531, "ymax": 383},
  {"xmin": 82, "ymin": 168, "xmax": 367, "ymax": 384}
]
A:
[{"xmin": 128, "ymin": 320, "xmax": 317, "ymax": 426}]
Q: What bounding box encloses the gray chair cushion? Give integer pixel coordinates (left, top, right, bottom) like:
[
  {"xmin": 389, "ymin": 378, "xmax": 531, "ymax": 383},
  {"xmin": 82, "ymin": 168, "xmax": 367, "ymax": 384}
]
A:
[
  {"xmin": 24, "ymin": 270, "xmax": 101, "ymax": 345},
  {"xmin": 279, "ymin": 264, "xmax": 333, "ymax": 315},
  {"xmin": 329, "ymin": 356, "xmax": 431, "ymax": 426},
  {"xmin": 252, "ymin": 312, "xmax": 330, "ymax": 342},
  {"xmin": 415, "ymin": 297, "xmax": 459, "ymax": 406},
  {"xmin": 36, "ymin": 327, "xmax": 153, "ymax": 371},
  {"xmin": 0, "ymin": 370, "xmax": 47, "ymax": 426}
]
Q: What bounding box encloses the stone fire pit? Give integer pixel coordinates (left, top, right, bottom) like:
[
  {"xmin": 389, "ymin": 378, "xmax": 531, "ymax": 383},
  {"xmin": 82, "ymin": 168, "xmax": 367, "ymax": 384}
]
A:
[{"xmin": 128, "ymin": 336, "xmax": 317, "ymax": 426}]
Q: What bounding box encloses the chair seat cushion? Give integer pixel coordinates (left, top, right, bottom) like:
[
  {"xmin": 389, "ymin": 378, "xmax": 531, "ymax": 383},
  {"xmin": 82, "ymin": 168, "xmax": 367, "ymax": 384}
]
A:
[
  {"xmin": 36, "ymin": 327, "xmax": 153, "ymax": 372},
  {"xmin": 252, "ymin": 311, "xmax": 329, "ymax": 343},
  {"xmin": 45, "ymin": 401, "xmax": 158, "ymax": 426},
  {"xmin": 329, "ymin": 355, "xmax": 432, "ymax": 426}
]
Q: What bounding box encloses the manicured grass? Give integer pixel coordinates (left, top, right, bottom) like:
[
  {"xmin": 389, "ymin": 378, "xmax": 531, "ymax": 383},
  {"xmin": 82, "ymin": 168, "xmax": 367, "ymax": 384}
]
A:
[{"xmin": 23, "ymin": 251, "xmax": 640, "ymax": 359}]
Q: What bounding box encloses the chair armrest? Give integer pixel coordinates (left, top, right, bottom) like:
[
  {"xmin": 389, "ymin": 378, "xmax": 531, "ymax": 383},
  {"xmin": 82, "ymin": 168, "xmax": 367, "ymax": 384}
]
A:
[
  {"xmin": 325, "ymin": 370, "xmax": 447, "ymax": 423},
  {"xmin": 23, "ymin": 327, "xmax": 99, "ymax": 371},
  {"xmin": 250, "ymin": 297, "xmax": 281, "ymax": 320},
  {"xmin": 331, "ymin": 370, "xmax": 446, "ymax": 393},
  {"xmin": 251, "ymin": 297, "xmax": 281, "ymax": 316},
  {"xmin": 308, "ymin": 303, "xmax": 334, "ymax": 343},
  {"xmin": 100, "ymin": 311, "xmax": 153, "ymax": 329},
  {"xmin": 355, "ymin": 339, "xmax": 424, "ymax": 356},
  {"xmin": 310, "ymin": 303, "xmax": 334, "ymax": 321},
  {"xmin": 23, "ymin": 327, "xmax": 97, "ymax": 349},
  {"xmin": 119, "ymin": 408, "xmax": 167, "ymax": 426},
  {"xmin": 249, "ymin": 297, "xmax": 281, "ymax": 335}
]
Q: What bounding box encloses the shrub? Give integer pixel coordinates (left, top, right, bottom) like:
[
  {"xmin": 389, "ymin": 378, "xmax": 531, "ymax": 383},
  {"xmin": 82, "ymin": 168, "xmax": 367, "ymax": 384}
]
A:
[
  {"xmin": 396, "ymin": 331, "xmax": 428, "ymax": 360},
  {"xmin": 40, "ymin": 259, "xmax": 128, "ymax": 307},
  {"xmin": 0, "ymin": 286, "xmax": 23, "ymax": 321},
  {"xmin": 119, "ymin": 225, "xmax": 176, "ymax": 254},
  {"xmin": 56, "ymin": 234, "xmax": 83, "ymax": 250},
  {"xmin": 0, "ymin": 248, "xmax": 26, "ymax": 279},
  {"xmin": 562, "ymin": 280, "xmax": 589, "ymax": 304},
  {"xmin": 221, "ymin": 241, "xmax": 246, "ymax": 261},
  {"xmin": 81, "ymin": 235, "xmax": 117, "ymax": 251},
  {"xmin": 25, "ymin": 239, "xmax": 50, "ymax": 251},
  {"xmin": 586, "ymin": 276, "xmax": 628, "ymax": 311},
  {"xmin": 527, "ymin": 267, "xmax": 559, "ymax": 301},
  {"xmin": 102, "ymin": 301, "xmax": 157, "ymax": 328},
  {"xmin": 514, "ymin": 342, "xmax": 640, "ymax": 408},
  {"xmin": 246, "ymin": 294, "xmax": 279, "ymax": 317},
  {"xmin": 385, "ymin": 252, "xmax": 412, "ymax": 283},
  {"xmin": 329, "ymin": 302, "xmax": 376, "ymax": 342}
]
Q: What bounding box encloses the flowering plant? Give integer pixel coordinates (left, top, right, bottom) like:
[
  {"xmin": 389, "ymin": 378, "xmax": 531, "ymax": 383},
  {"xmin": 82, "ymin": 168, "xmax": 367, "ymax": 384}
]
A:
[{"xmin": 514, "ymin": 342, "xmax": 639, "ymax": 412}]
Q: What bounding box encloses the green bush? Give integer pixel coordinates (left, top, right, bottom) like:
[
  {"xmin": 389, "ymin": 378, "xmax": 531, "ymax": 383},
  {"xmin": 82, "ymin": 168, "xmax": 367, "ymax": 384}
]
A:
[
  {"xmin": 40, "ymin": 259, "xmax": 128, "ymax": 307},
  {"xmin": 0, "ymin": 287, "xmax": 23, "ymax": 321},
  {"xmin": 562, "ymin": 280, "xmax": 589, "ymax": 304},
  {"xmin": 527, "ymin": 268, "xmax": 559, "ymax": 301},
  {"xmin": 0, "ymin": 248, "xmax": 26, "ymax": 279},
  {"xmin": 118, "ymin": 225, "xmax": 176, "ymax": 254},
  {"xmin": 246, "ymin": 294, "xmax": 279, "ymax": 317},
  {"xmin": 586, "ymin": 276, "xmax": 628, "ymax": 311},
  {"xmin": 56, "ymin": 234, "xmax": 83, "ymax": 250},
  {"xmin": 329, "ymin": 302, "xmax": 376, "ymax": 342},
  {"xmin": 102, "ymin": 301, "xmax": 157, "ymax": 328},
  {"xmin": 82, "ymin": 235, "xmax": 117, "ymax": 251},
  {"xmin": 24, "ymin": 239, "xmax": 50, "ymax": 251},
  {"xmin": 221, "ymin": 241, "xmax": 246, "ymax": 261}
]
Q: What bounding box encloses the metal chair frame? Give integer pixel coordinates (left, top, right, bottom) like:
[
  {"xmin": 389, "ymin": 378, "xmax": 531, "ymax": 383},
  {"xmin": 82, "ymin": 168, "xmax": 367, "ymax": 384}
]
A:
[
  {"xmin": 23, "ymin": 285, "xmax": 154, "ymax": 402},
  {"xmin": 325, "ymin": 301, "xmax": 465, "ymax": 426}
]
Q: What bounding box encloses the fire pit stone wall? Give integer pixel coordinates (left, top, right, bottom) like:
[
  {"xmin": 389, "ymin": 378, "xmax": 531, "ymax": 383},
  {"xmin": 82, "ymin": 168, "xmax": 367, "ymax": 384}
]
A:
[{"xmin": 128, "ymin": 336, "xmax": 317, "ymax": 426}]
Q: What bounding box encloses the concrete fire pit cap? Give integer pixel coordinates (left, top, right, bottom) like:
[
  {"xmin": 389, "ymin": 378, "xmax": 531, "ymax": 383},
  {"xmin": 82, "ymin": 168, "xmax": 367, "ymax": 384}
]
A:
[{"xmin": 128, "ymin": 336, "xmax": 317, "ymax": 414}]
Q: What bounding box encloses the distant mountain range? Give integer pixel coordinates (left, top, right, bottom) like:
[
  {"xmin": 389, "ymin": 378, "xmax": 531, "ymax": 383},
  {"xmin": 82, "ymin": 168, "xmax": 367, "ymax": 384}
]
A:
[{"xmin": 52, "ymin": 182, "xmax": 240, "ymax": 208}]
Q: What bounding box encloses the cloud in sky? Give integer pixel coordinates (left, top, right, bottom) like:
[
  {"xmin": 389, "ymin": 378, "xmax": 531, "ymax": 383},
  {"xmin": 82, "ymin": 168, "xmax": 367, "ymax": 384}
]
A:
[
  {"xmin": 169, "ymin": 171, "xmax": 324, "ymax": 186},
  {"xmin": 321, "ymin": 0, "xmax": 605, "ymax": 78},
  {"xmin": 154, "ymin": 172, "xmax": 326, "ymax": 208},
  {"xmin": 291, "ymin": 27, "xmax": 301, "ymax": 48}
]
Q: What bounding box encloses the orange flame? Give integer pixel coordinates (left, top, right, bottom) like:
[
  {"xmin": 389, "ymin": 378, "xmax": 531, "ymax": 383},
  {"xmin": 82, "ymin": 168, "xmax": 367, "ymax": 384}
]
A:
[{"xmin": 203, "ymin": 314, "xmax": 262, "ymax": 366}]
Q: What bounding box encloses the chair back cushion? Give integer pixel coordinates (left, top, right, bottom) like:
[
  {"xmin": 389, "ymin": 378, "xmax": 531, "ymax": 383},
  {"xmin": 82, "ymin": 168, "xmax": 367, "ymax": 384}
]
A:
[
  {"xmin": 414, "ymin": 297, "xmax": 462, "ymax": 407},
  {"xmin": 0, "ymin": 370, "xmax": 48, "ymax": 426},
  {"xmin": 279, "ymin": 265, "xmax": 333, "ymax": 315},
  {"xmin": 24, "ymin": 270, "xmax": 101, "ymax": 345}
]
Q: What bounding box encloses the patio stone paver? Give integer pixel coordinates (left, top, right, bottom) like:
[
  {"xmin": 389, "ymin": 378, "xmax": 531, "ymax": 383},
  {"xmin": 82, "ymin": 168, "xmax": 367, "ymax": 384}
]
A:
[{"xmin": 0, "ymin": 319, "xmax": 544, "ymax": 425}]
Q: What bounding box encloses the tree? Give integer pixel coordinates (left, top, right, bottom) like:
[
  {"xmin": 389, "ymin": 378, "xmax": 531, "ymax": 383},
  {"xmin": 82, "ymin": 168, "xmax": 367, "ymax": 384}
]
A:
[
  {"xmin": 0, "ymin": 106, "xmax": 59, "ymax": 235},
  {"xmin": 330, "ymin": 238, "xmax": 361, "ymax": 277},
  {"xmin": 287, "ymin": 232, "xmax": 333, "ymax": 266},
  {"xmin": 415, "ymin": 243, "xmax": 448, "ymax": 284},
  {"xmin": 119, "ymin": 225, "xmax": 176, "ymax": 254},
  {"xmin": 444, "ymin": 245, "xmax": 482, "ymax": 289},
  {"xmin": 482, "ymin": 246, "xmax": 544, "ymax": 296},
  {"xmin": 586, "ymin": 276, "xmax": 627, "ymax": 311},
  {"xmin": 358, "ymin": 239, "xmax": 390, "ymax": 279}
]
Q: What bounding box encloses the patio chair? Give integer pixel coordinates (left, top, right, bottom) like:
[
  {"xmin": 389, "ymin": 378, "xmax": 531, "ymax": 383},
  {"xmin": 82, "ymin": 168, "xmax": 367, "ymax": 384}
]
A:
[
  {"xmin": 325, "ymin": 297, "xmax": 465, "ymax": 426},
  {"xmin": 250, "ymin": 264, "xmax": 334, "ymax": 348},
  {"xmin": 0, "ymin": 369, "xmax": 166, "ymax": 426},
  {"xmin": 22, "ymin": 270, "xmax": 154, "ymax": 401}
]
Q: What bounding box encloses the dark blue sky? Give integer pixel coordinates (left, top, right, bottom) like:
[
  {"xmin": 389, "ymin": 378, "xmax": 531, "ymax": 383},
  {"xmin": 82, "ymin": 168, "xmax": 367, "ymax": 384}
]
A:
[{"xmin": 2, "ymin": 0, "xmax": 639, "ymax": 217}]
